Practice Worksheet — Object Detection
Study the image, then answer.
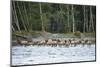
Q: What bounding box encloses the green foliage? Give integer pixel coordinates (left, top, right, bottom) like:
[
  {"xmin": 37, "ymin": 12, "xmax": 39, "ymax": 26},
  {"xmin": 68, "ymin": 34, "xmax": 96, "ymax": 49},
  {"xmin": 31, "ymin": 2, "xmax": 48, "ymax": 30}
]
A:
[
  {"xmin": 74, "ymin": 31, "xmax": 81, "ymax": 37},
  {"xmin": 12, "ymin": 1, "xmax": 96, "ymax": 33}
]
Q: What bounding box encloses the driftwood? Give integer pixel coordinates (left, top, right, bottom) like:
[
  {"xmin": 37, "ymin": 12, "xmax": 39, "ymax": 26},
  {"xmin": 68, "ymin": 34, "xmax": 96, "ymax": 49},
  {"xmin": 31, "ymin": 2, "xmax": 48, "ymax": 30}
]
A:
[{"xmin": 15, "ymin": 34, "xmax": 28, "ymax": 39}]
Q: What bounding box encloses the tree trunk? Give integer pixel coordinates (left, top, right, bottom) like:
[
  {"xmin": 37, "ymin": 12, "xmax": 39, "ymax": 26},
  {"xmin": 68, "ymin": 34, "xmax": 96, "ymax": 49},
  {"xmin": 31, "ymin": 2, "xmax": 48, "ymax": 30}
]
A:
[
  {"xmin": 13, "ymin": 1, "xmax": 21, "ymax": 32},
  {"xmin": 23, "ymin": 2, "xmax": 30, "ymax": 32},
  {"xmin": 67, "ymin": 5, "xmax": 70, "ymax": 32},
  {"xmin": 83, "ymin": 6, "xmax": 86, "ymax": 33},
  {"xmin": 39, "ymin": 3, "xmax": 45, "ymax": 32},
  {"xmin": 17, "ymin": 2, "xmax": 27, "ymax": 31},
  {"xmin": 12, "ymin": 25, "xmax": 15, "ymax": 32},
  {"xmin": 71, "ymin": 5, "xmax": 75, "ymax": 33},
  {"xmin": 86, "ymin": 7, "xmax": 89, "ymax": 32},
  {"xmin": 90, "ymin": 6, "xmax": 94, "ymax": 32},
  {"xmin": 28, "ymin": 2, "xmax": 32, "ymax": 31}
]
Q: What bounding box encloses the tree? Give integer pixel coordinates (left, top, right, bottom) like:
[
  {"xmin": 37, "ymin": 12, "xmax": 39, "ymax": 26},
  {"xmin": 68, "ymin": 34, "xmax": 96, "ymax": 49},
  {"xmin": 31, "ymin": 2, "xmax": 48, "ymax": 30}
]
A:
[
  {"xmin": 67, "ymin": 5, "xmax": 70, "ymax": 32},
  {"xmin": 12, "ymin": 25, "xmax": 15, "ymax": 32},
  {"xmin": 39, "ymin": 2, "xmax": 45, "ymax": 32},
  {"xmin": 12, "ymin": 1, "xmax": 21, "ymax": 32},
  {"xmin": 17, "ymin": 2, "xmax": 27, "ymax": 31},
  {"xmin": 83, "ymin": 6, "xmax": 86, "ymax": 33},
  {"xmin": 12, "ymin": 1, "xmax": 96, "ymax": 33},
  {"xmin": 71, "ymin": 5, "xmax": 75, "ymax": 33},
  {"xmin": 90, "ymin": 6, "xmax": 94, "ymax": 32},
  {"xmin": 85, "ymin": 6, "xmax": 89, "ymax": 32},
  {"xmin": 23, "ymin": 2, "xmax": 30, "ymax": 31}
]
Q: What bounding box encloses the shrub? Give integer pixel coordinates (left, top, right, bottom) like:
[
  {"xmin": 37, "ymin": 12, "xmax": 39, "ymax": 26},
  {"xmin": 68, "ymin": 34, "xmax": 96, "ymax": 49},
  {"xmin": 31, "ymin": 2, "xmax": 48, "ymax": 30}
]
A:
[{"xmin": 74, "ymin": 31, "xmax": 81, "ymax": 37}]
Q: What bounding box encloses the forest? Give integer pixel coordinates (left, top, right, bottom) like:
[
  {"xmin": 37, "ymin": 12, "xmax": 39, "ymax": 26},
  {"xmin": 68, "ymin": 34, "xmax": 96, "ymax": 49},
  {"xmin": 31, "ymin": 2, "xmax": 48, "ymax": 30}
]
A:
[{"xmin": 12, "ymin": 1, "xmax": 96, "ymax": 34}]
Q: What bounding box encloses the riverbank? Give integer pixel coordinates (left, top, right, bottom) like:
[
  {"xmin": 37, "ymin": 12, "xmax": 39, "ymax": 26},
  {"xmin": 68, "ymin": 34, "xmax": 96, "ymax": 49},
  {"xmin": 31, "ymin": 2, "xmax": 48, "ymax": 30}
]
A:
[
  {"xmin": 12, "ymin": 31, "xmax": 96, "ymax": 46},
  {"xmin": 12, "ymin": 31, "xmax": 95, "ymax": 39}
]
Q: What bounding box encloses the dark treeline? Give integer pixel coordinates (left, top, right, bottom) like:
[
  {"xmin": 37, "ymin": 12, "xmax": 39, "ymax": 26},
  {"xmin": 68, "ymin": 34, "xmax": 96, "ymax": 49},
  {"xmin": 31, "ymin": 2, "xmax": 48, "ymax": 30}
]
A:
[{"xmin": 12, "ymin": 1, "xmax": 96, "ymax": 33}]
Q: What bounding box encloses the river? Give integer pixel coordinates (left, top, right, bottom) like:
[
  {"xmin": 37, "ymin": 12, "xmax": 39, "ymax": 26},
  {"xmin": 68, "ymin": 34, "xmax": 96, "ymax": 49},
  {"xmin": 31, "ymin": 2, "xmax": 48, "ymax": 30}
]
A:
[{"xmin": 11, "ymin": 44, "xmax": 95, "ymax": 66}]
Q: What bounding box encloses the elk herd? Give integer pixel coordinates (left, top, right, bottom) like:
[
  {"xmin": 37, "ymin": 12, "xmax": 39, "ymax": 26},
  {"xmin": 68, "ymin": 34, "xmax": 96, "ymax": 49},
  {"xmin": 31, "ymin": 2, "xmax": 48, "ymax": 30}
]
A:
[{"xmin": 12, "ymin": 38, "xmax": 95, "ymax": 47}]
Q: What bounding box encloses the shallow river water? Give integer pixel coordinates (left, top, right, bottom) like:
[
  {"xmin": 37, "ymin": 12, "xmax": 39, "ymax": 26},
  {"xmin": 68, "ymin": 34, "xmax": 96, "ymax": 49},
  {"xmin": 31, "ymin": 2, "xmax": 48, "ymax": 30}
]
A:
[{"xmin": 11, "ymin": 44, "xmax": 95, "ymax": 66}]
